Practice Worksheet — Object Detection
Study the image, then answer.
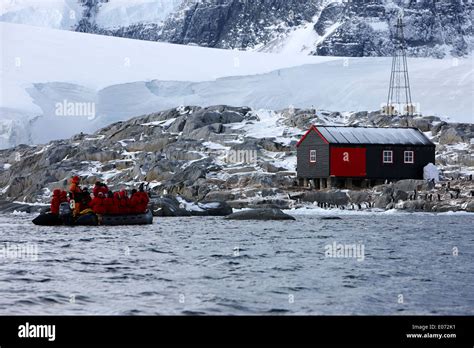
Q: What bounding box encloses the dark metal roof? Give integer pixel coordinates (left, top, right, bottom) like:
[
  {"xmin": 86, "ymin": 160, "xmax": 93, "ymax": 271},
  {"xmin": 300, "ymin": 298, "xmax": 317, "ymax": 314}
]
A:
[{"xmin": 315, "ymin": 126, "xmax": 434, "ymax": 146}]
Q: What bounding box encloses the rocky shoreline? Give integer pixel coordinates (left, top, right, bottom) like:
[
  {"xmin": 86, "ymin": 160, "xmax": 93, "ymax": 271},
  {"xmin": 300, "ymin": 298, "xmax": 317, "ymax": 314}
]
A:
[
  {"xmin": 0, "ymin": 105, "xmax": 472, "ymax": 216},
  {"xmin": 291, "ymin": 178, "xmax": 474, "ymax": 213},
  {"xmin": 2, "ymin": 176, "xmax": 473, "ymax": 218}
]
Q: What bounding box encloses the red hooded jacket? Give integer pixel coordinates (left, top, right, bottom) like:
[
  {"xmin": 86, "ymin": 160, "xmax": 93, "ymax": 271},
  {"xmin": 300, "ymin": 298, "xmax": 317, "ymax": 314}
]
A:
[
  {"xmin": 69, "ymin": 176, "xmax": 81, "ymax": 199},
  {"xmin": 60, "ymin": 190, "xmax": 68, "ymax": 203},
  {"xmin": 113, "ymin": 192, "xmax": 121, "ymax": 215},
  {"xmin": 103, "ymin": 195, "xmax": 115, "ymax": 215},
  {"xmin": 93, "ymin": 184, "xmax": 101, "ymax": 198},
  {"xmin": 133, "ymin": 191, "xmax": 149, "ymax": 213},
  {"xmin": 129, "ymin": 192, "xmax": 140, "ymax": 213},
  {"xmin": 89, "ymin": 195, "xmax": 106, "ymax": 214},
  {"xmin": 50, "ymin": 189, "xmax": 62, "ymax": 215},
  {"xmin": 118, "ymin": 190, "xmax": 130, "ymax": 214},
  {"xmin": 100, "ymin": 185, "xmax": 109, "ymax": 195}
]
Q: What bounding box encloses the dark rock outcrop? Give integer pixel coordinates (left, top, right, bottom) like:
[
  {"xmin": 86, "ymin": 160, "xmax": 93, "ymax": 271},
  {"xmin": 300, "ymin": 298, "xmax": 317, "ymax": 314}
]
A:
[
  {"xmin": 225, "ymin": 208, "xmax": 295, "ymax": 221},
  {"xmin": 465, "ymin": 201, "xmax": 474, "ymax": 212},
  {"xmin": 151, "ymin": 196, "xmax": 191, "ymax": 217},
  {"xmin": 0, "ymin": 200, "xmax": 48, "ymax": 214},
  {"xmin": 150, "ymin": 195, "xmax": 232, "ymax": 217},
  {"xmin": 189, "ymin": 201, "xmax": 233, "ymax": 216},
  {"xmin": 301, "ymin": 190, "xmax": 349, "ymax": 206}
]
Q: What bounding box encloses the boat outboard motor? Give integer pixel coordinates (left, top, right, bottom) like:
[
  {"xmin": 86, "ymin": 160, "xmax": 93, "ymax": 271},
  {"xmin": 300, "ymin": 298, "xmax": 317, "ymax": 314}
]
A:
[{"xmin": 59, "ymin": 202, "xmax": 73, "ymax": 225}]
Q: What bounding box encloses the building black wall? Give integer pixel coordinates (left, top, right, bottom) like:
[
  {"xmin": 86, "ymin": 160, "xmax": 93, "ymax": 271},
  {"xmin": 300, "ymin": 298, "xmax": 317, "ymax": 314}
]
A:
[
  {"xmin": 297, "ymin": 128, "xmax": 436, "ymax": 180},
  {"xmin": 365, "ymin": 145, "xmax": 436, "ymax": 179},
  {"xmin": 296, "ymin": 130, "xmax": 329, "ymax": 178}
]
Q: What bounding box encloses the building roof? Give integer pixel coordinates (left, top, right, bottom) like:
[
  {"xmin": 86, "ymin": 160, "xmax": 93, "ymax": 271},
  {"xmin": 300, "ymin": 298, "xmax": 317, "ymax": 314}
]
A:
[{"xmin": 297, "ymin": 126, "xmax": 434, "ymax": 147}]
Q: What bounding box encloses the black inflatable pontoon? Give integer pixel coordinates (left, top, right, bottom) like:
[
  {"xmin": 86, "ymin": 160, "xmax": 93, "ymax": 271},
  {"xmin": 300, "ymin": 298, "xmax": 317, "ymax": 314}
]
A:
[
  {"xmin": 32, "ymin": 210, "xmax": 153, "ymax": 226},
  {"xmin": 99, "ymin": 210, "xmax": 153, "ymax": 226}
]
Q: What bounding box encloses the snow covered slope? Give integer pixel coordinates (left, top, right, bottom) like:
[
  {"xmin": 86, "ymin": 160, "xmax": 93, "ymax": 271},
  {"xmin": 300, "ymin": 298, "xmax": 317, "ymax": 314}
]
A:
[
  {"xmin": 0, "ymin": 0, "xmax": 83, "ymax": 29},
  {"xmin": 0, "ymin": 0, "xmax": 182, "ymax": 30},
  {"xmin": 0, "ymin": 23, "xmax": 472, "ymax": 148},
  {"xmin": 0, "ymin": 22, "xmax": 331, "ymax": 145},
  {"xmin": 1, "ymin": 22, "xmax": 326, "ymax": 95},
  {"xmin": 121, "ymin": 58, "xmax": 471, "ymax": 122},
  {"xmin": 95, "ymin": 0, "xmax": 182, "ymax": 29}
]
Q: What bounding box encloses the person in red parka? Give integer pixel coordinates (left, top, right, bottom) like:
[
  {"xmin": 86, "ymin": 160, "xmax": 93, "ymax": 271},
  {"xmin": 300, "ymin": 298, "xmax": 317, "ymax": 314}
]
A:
[
  {"xmin": 60, "ymin": 190, "xmax": 68, "ymax": 203},
  {"xmin": 129, "ymin": 189, "xmax": 139, "ymax": 213},
  {"xmin": 89, "ymin": 192, "xmax": 106, "ymax": 215},
  {"xmin": 103, "ymin": 191, "xmax": 115, "ymax": 215},
  {"xmin": 69, "ymin": 176, "xmax": 83, "ymax": 216},
  {"xmin": 113, "ymin": 192, "xmax": 121, "ymax": 214},
  {"xmin": 99, "ymin": 183, "xmax": 109, "ymax": 196},
  {"xmin": 69, "ymin": 176, "xmax": 82, "ymax": 200},
  {"xmin": 81, "ymin": 187, "xmax": 92, "ymax": 208},
  {"xmin": 134, "ymin": 183, "xmax": 150, "ymax": 214},
  {"xmin": 93, "ymin": 181, "xmax": 101, "ymax": 198},
  {"xmin": 118, "ymin": 189, "xmax": 130, "ymax": 214},
  {"xmin": 50, "ymin": 189, "xmax": 61, "ymax": 215}
]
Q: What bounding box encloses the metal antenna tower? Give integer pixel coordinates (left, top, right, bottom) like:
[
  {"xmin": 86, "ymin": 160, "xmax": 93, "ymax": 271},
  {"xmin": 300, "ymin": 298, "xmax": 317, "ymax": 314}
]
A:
[{"xmin": 384, "ymin": 12, "xmax": 415, "ymax": 117}]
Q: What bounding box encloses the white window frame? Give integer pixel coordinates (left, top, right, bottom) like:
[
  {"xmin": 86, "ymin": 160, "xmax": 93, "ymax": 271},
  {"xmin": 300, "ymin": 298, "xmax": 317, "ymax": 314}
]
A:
[
  {"xmin": 383, "ymin": 150, "xmax": 393, "ymax": 164},
  {"xmin": 404, "ymin": 150, "xmax": 414, "ymax": 164},
  {"xmin": 309, "ymin": 150, "xmax": 317, "ymax": 163}
]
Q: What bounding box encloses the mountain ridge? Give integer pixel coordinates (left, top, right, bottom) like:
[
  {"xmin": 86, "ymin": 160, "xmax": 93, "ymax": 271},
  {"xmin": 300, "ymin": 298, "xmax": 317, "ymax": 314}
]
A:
[{"xmin": 2, "ymin": 0, "xmax": 472, "ymax": 58}]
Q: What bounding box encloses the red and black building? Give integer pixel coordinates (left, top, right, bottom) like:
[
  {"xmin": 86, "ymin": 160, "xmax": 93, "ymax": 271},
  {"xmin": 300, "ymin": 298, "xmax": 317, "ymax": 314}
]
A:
[{"xmin": 296, "ymin": 126, "xmax": 435, "ymax": 188}]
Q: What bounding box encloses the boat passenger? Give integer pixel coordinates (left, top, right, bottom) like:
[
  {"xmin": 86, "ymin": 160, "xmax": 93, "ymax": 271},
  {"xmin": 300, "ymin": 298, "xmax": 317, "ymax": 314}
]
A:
[
  {"xmin": 59, "ymin": 190, "xmax": 68, "ymax": 203},
  {"xmin": 69, "ymin": 176, "xmax": 81, "ymax": 197},
  {"xmin": 50, "ymin": 189, "xmax": 62, "ymax": 215},
  {"xmin": 113, "ymin": 192, "xmax": 121, "ymax": 212},
  {"xmin": 93, "ymin": 181, "xmax": 102, "ymax": 197},
  {"xmin": 93, "ymin": 181, "xmax": 109, "ymax": 197},
  {"xmin": 104, "ymin": 191, "xmax": 115, "ymax": 215},
  {"xmin": 118, "ymin": 189, "xmax": 130, "ymax": 214},
  {"xmin": 130, "ymin": 189, "xmax": 139, "ymax": 213},
  {"xmin": 69, "ymin": 176, "xmax": 82, "ymax": 216},
  {"xmin": 99, "ymin": 183, "xmax": 109, "ymax": 195},
  {"xmin": 134, "ymin": 184, "xmax": 150, "ymax": 213},
  {"xmin": 81, "ymin": 187, "xmax": 92, "ymax": 207},
  {"xmin": 89, "ymin": 192, "xmax": 106, "ymax": 215}
]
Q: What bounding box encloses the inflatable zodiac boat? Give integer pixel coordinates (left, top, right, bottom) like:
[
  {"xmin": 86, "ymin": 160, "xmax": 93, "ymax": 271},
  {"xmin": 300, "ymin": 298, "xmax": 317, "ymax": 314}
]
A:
[{"xmin": 32, "ymin": 203, "xmax": 153, "ymax": 226}]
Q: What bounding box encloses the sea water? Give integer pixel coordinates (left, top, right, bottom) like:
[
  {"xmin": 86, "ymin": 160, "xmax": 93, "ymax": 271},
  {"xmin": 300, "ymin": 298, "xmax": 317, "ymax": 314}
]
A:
[{"xmin": 0, "ymin": 212, "xmax": 472, "ymax": 315}]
